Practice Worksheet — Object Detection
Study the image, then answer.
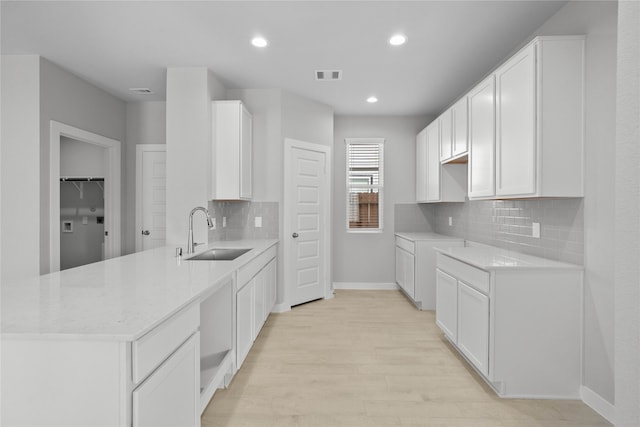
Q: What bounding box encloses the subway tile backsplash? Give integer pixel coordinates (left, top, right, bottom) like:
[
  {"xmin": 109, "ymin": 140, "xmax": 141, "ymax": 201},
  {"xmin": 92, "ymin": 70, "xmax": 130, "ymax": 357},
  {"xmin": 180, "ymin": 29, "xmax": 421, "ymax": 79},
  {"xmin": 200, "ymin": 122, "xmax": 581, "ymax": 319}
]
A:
[
  {"xmin": 433, "ymin": 199, "xmax": 584, "ymax": 265},
  {"xmin": 208, "ymin": 201, "xmax": 279, "ymax": 241}
]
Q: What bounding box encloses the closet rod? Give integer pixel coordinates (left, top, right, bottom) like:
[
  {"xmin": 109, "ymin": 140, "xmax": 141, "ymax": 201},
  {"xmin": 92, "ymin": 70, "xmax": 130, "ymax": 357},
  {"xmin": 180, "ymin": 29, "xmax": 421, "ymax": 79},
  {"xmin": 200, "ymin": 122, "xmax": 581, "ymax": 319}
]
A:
[{"xmin": 60, "ymin": 177, "xmax": 104, "ymax": 182}]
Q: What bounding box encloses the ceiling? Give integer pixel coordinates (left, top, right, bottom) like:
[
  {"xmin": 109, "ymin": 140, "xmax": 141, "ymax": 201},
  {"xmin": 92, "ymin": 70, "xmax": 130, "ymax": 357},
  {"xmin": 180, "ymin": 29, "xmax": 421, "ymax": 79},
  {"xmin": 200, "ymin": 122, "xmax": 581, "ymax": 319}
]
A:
[{"xmin": 1, "ymin": 1, "xmax": 569, "ymax": 116}]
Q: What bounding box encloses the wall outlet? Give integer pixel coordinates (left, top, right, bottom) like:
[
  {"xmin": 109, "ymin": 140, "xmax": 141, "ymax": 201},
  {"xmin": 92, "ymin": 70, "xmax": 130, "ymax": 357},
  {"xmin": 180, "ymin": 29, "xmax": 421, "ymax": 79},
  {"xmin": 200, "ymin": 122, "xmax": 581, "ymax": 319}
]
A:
[
  {"xmin": 254, "ymin": 216, "xmax": 262, "ymax": 228},
  {"xmin": 532, "ymin": 222, "xmax": 541, "ymax": 238},
  {"xmin": 222, "ymin": 216, "xmax": 227, "ymax": 228},
  {"xmin": 448, "ymin": 216, "xmax": 453, "ymax": 226},
  {"xmin": 211, "ymin": 217, "xmax": 216, "ymax": 229}
]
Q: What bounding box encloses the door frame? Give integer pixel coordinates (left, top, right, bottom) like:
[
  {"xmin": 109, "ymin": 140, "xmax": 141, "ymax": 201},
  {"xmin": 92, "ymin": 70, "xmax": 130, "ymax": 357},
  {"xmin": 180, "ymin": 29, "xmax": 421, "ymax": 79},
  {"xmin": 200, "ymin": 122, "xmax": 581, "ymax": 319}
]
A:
[
  {"xmin": 49, "ymin": 121, "xmax": 121, "ymax": 273},
  {"xmin": 135, "ymin": 144, "xmax": 167, "ymax": 252},
  {"xmin": 283, "ymin": 138, "xmax": 333, "ymax": 308}
]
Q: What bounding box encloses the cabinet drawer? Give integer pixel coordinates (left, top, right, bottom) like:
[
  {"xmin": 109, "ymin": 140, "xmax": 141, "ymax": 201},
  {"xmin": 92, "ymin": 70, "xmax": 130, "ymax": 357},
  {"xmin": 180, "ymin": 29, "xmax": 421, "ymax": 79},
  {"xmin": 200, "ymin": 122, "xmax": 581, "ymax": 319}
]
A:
[
  {"xmin": 132, "ymin": 303, "xmax": 199, "ymax": 384},
  {"xmin": 237, "ymin": 244, "xmax": 277, "ymax": 288},
  {"xmin": 437, "ymin": 254, "xmax": 490, "ymax": 295},
  {"xmin": 395, "ymin": 236, "xmax": 415, "ymax": 254}
]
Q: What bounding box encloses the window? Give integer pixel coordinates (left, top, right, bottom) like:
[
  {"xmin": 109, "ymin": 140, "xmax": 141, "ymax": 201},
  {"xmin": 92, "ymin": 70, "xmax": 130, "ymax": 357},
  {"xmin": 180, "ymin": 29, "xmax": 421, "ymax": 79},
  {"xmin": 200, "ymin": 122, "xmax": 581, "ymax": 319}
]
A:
[{"xmin": 346, "ymin": 138, "xmax": 384, "ymax": 231}]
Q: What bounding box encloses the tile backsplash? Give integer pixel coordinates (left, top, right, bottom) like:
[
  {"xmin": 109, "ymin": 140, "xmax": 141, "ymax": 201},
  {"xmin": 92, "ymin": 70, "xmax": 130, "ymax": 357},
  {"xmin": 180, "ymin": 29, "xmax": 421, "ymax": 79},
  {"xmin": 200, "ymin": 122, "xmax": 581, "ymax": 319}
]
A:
[
  {"xmin": 208, "ymin": 201, "xmax": 279, "ymax": 241},
  {"xmin": 433, "ymin": 199, "xmax": 584, "ymax": 265}
]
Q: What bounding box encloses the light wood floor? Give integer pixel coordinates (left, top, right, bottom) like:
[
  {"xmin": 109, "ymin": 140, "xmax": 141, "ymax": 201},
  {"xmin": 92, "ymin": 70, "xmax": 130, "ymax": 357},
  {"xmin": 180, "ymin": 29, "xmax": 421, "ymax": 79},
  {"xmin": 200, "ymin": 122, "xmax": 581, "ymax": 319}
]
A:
[{"xmin": 202, "ymin": 290, "xmax": 611, "ymax": 427}]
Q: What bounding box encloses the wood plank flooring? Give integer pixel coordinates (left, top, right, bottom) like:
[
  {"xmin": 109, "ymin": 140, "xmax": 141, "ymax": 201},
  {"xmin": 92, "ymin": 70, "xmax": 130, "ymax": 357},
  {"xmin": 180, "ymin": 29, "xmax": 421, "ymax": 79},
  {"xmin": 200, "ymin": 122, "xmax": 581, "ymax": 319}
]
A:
[{"xmin": 202, "ymin": 290, "xmax": 611, "ymax": 427}]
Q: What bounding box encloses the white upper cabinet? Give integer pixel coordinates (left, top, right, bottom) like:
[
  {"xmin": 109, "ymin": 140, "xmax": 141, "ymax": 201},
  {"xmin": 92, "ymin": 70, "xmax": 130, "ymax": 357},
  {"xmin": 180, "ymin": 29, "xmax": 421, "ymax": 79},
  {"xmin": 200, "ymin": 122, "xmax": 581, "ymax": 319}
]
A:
[
  {"xmin": 451, "ymin": 96, "xmax": 469, "ymax": 159},
  {"xmin": 468, "ymin": 75, "xmax": 496, "ymax": 199},
  {"xmin": 415, "ymin": 128, "xmax": 428, "ymax": 203},
  {"xmin": 211, "ymin": 100, "xmax": 252, "ymax": 200},
  {"xmin": 468, "ymin": 36, "xmax": 584, "ymax": 200},
  {"xmin": 426, "ymin": 122, "xmax": 441, "ymax": 202},
  {"xmin": 440, "ymin": 96, "xmax": 468, "ymax": 163},
  {"xmin": 415, "ymin": 121, "xmax": 466, "ymax": 204},
  {"xmin": 495, "ymin": 36, "xmax": 584, "ymax": 198},
  {"xmin": 439, "ymin": 108, "xmax": 453, "ymax": 162}
]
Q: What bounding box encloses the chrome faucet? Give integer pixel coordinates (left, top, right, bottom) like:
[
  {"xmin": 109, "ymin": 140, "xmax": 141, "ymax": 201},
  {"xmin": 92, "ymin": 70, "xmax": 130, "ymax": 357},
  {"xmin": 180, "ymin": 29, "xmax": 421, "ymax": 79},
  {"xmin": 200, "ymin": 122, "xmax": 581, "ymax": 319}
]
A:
[{"xmin": 187, "ymin": 206, "xmax": 214, "ymax": 254}]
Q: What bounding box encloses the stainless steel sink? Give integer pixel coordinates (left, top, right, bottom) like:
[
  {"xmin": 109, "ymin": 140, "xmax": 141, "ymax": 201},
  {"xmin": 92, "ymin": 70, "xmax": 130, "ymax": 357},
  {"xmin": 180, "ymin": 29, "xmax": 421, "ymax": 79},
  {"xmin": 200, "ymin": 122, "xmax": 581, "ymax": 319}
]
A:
[{"xmin": 186, "ymin": 248, "xmax": 251, "ymax": 261}]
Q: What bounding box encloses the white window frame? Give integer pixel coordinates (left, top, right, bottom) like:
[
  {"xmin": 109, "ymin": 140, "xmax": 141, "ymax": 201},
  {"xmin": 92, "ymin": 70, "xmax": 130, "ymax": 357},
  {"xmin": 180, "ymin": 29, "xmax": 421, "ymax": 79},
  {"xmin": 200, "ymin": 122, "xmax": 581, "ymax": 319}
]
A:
[{"xmin": 345, "ymin": 138, "xmax": 384, "ymax": 233}]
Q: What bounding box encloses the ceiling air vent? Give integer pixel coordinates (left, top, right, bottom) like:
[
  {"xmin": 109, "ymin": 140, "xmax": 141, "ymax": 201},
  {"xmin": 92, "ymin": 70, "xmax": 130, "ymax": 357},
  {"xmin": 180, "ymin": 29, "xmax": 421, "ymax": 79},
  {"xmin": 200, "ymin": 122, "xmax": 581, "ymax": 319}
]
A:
[
  {"xmin": 128, "ymin": 88, "xmax": 154, "ymax": 95},
  {"xmin": 315, "ymin": 70, "xmax": 342, "ymax": 81}
]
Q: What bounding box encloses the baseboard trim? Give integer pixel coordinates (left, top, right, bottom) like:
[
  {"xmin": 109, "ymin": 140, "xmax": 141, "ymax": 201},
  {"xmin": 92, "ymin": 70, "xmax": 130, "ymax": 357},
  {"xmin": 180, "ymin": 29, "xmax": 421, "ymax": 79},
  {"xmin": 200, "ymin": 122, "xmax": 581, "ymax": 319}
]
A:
[
  {"xmin": 580, "ymin": 385, "xmax": 615, "ymax": 424},
  {"xmin": 333, "ymin": 282, "xmax": 398, "ymax": 290},
  {"xmin": 271, "ymin": 302, "xmax": 291, "ymax": 313}
]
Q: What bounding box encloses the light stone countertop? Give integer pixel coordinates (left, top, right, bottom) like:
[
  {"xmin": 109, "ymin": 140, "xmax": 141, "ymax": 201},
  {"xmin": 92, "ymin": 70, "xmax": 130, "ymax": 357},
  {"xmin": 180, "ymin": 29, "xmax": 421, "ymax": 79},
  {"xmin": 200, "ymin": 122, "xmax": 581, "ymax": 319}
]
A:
[
  {"xmin": 395, "ymin": 231, "xmax": 465, "ymax": 242},
  {"xmin": 1, "ymin": 239, "xmax": 278, "ymax": 341},
  {"xmin": 435, "ymin": 245, "xmax": 583, "ymax": 271}
]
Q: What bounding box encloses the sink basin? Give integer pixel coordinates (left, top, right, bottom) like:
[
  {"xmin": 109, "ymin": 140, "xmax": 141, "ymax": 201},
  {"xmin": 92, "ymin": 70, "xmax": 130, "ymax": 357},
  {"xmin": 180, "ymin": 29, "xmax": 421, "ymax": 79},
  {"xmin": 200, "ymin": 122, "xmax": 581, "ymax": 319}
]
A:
[{"xmin": 186, "ymin": 248, "xmax": 251, "ymax": 261}]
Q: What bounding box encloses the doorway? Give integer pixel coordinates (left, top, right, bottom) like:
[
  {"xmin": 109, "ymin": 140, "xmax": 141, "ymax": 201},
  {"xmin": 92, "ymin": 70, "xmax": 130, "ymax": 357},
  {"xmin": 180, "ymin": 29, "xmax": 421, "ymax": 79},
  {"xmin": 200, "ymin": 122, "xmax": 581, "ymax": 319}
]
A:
[
  {"xmin": 283, "ymin": 139, "xmax": 332, "ymax": 307},
  {"xmin": 49, "ymin": 121, "xmax": 121, "ymax": 273}
]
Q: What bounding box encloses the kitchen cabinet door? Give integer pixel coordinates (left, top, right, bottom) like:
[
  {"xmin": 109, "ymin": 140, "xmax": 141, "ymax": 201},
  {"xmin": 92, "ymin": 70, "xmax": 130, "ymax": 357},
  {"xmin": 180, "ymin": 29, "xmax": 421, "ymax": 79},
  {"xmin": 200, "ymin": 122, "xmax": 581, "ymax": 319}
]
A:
[
  {"xmin": 452, "ymin": 96, "xmax": 468, "ymax": 158},
  {"xmin": 253, "ymin": 268, "xmax": 266, "ymax": 335},
  {"xmin": 495, "ymin": 43, "xmax": 536, "ymax": 197},
  {"xmin": 426, "ymin": 122, "xmax": 441, "ymax": 202},
  {"xmin": 132, "ymin": 332, "xmax": 200, "ymax": 427},
  {"xmin": 439, "ymin": 108, "xmax": 453, "ymax": 162},
  {"xmin": 265, "ymin": 258, "xmax": 277, "ymax": 314},
  {"xmin": 457, "ymin": 281, "xmax": 489, "ymax": 377},
  {"xmin": 468, "ymin": 76, "xmax": 496, "ymax": 199},
  {"xmin": 395, "ymin": 246, "xmax": 415, "ymax": 299},
  {"xmin": 211, "ymin": 100, "xmax": 252, "ymax": 201},
  {"xmin": 435, "ymin": 269, "xmax": 458, "ymax": 342},
  {"xmin": 415, "ymin": 128, "xmax": 428, "ymax": 202},
  {"xmin": 236, "ymin": 279, "xmax": 254, "ymax": 369}
]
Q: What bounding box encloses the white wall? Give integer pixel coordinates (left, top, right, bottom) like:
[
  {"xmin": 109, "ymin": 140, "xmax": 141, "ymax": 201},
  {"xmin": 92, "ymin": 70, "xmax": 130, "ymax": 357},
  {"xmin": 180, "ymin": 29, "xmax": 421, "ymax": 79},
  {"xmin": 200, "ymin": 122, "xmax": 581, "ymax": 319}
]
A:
[
  {"xmin": 165, "ymin": 68, "xmax": 225, "ymax": 248},
  {"xmin": 39, "ymin": 58, "xmax": 126, "ymax": 274},
  {"xmin": 60, "ymin": 136, "xmax": 106, "ymax": 177},
  {"xmin": 615, "ymin": 2, "xmax": 640, "ymax": 425},
  {"xmin": 225, "ymin": 88, "xmax": 334, "ymax": 306},
  {"xmin": 533, "ymin": 0, "xmax": 618, "ymax": 408},
  {"xmin": 125, "ymin": 101, "xmax": 166, "ymax": 254},
  {"xmin": 332, "ymin": 115, "xmax": 429, "ymax": 284},
  {"xmin": 0, "ymin": 56, "xmax": 41, "ymax": 283},
  {"xmin": 1, "ymin": 56, "xmax": 126, "ymax": 281}
]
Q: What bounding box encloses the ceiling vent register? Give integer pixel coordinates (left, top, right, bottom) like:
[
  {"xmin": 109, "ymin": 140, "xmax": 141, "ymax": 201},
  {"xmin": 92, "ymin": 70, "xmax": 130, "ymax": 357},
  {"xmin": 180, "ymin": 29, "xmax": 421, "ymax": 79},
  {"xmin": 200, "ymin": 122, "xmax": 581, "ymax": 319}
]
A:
[{"xmin": 315, "ymin": 70, "xmax": 342, "ymax": 81}]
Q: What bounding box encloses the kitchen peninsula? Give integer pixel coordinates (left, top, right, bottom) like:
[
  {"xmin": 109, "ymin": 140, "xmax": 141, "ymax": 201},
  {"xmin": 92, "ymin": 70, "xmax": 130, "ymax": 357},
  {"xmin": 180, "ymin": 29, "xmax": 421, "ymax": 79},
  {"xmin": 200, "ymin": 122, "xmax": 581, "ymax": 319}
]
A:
[{"xmin": 1, "ymin": 239, "xmax": 278, "ymax": 427}]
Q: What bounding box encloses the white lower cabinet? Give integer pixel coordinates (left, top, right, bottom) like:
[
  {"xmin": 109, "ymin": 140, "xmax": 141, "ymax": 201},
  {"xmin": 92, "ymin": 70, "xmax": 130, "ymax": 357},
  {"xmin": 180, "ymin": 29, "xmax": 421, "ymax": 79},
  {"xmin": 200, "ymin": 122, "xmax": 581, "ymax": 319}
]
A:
[
  {"xmin": 395, "ymin": 244, "xmax": 415, "ymax": 299},
  {"xmin": 435, "ymin": 251, "xmax": 582, "ymax": 398},
  {"xmin": 396, "ymin": 234, "xmax": 464, "ymax": 310},
  {"xmin": 235, "ymin": 245, "xmax": 278, "ymax": 370},
  {"xmin": 133, "ymin": 332, "xmax": 200, "ymax": 427},
  {"xmin": 435, "ymin": 269, "xmax": 458, "ymax": 341},
  {"xmin": 236, "ymin": 277, "xmax": 255, "ymax": 369},
  {"xmin": 456, "ymin": 282, "xmax": 489, "ymax": 377}
]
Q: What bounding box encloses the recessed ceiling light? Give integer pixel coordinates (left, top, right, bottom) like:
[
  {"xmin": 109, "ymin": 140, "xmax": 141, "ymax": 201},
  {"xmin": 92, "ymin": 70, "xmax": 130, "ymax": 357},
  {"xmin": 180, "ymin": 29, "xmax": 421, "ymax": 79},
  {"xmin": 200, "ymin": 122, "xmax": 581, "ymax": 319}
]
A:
[
  {"xmin": 251, "ymin": 37, "xmax": 268, "ymax": 48},
  {"xmin": 367, "ymin": 96, "xmax": 378, "ymax": 103},
  {"xmin": 389, "ymin": 34, "xmax": 407, "ymax": 46}
]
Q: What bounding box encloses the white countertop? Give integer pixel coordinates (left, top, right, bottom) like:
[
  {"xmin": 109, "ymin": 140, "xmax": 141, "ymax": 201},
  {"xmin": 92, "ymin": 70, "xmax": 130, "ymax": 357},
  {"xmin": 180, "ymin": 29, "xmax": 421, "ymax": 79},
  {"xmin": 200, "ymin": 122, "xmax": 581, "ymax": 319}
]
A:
[
  {"xmin": 435, "ymin": 246, "xmax": 582, "ymax": 271},
  {"xmin": 395, "ymin": 231, "xmax": 464, "ymax": 242},
  {"xmin": 1, "ymin": 239, "xmax": 278, "ymax": 341}
]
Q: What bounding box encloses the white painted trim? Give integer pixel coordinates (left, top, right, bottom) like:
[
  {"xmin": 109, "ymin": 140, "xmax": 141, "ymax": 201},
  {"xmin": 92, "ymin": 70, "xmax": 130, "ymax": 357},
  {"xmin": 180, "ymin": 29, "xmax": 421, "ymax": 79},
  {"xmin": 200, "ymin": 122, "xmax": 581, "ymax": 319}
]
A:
[
  {"xmin": 135, "ymin": 144, "xmax": 166, "ymax": 252},
  {"xmin": 50, "ymin": 121, "xmax": 121, "ymax": 273},
  {"xmin": 580, "ymin": 386, "xmax": 616, "ymax": 424},
  {"xmin": 333, "ymin": 282, "xmax": 399, "ymax": 290},
  {"xmin": 271, "ymin": 302, "xmax": 291, "ymax": 313},
  {"xmin": 283, "ymin": 138, "xmax": 332, "ymax": 309}
]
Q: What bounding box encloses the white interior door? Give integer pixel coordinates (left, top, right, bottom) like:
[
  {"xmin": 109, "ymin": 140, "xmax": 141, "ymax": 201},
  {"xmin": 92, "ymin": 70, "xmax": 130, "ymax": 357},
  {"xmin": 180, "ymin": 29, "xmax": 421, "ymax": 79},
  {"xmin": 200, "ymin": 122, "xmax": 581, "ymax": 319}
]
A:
[
  {"xmin": 287, "ymin": 142, "xmax": 329, "ymax": 307},
  {"xmin": 136, "ymin": 145, "xmax": 166, "ymax": 252}
]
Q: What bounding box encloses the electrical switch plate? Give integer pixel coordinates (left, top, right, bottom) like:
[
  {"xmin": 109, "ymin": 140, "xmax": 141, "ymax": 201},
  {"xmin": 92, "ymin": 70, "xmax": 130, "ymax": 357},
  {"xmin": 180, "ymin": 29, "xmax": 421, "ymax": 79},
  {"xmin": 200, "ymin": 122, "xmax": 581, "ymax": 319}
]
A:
[
  {"xmin": 82, "ymin": 216, "xmax": 88, "ymax": 225},
  {"xmin": 448, "ymin": 217, "xmax": 453, "ymax": 226},
  {"xmin": 532, "ymin": 222, "xmax": 541, "ymax": 238},
  {"xmin": 211, "ymin": 217, "xmax": 216, "ymax": 229},
  {"xmin": 255, "ymin": 216, "xmax": 262, "ymax": 228},
  {"xmin": 222, "ymin": 216, "xmax": 227, "ymax": 228}
]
